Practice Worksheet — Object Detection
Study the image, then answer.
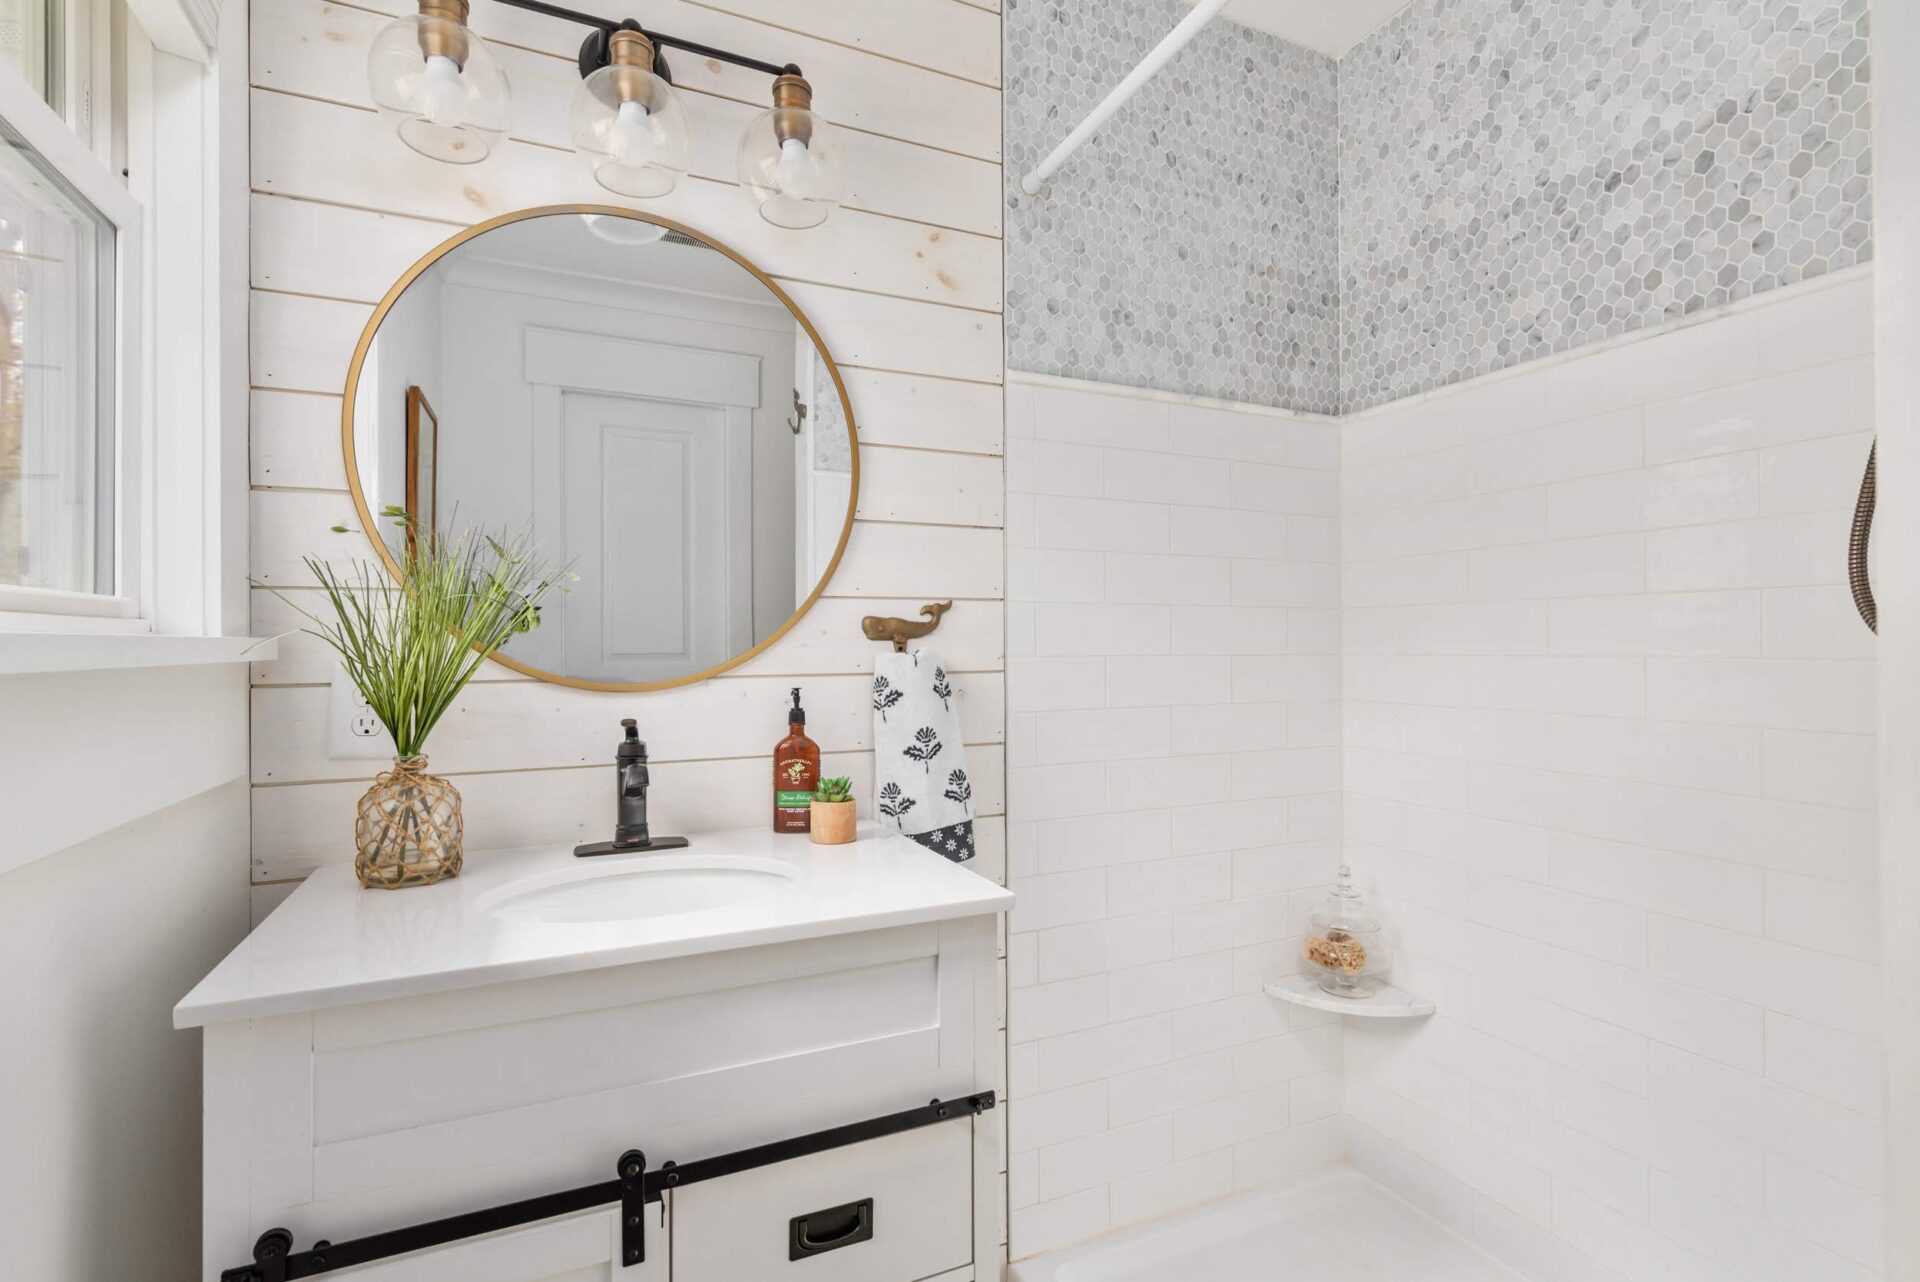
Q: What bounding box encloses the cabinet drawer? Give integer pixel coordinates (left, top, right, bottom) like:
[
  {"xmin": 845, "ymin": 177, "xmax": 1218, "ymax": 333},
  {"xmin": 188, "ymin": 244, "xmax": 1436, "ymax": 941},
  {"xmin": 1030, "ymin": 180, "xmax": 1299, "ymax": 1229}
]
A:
[{"xmin": 671, "ymin": 1121, "xmax": 972, "ymax": 1281}]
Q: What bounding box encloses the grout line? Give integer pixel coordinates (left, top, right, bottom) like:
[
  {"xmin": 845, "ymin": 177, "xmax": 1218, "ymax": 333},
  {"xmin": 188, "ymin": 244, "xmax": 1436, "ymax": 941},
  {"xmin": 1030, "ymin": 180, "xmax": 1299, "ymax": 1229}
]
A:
[
  {"xmin": 1339, "ymin": 514, "xmax": 1854, "ymax": 564},
  {"xmin": 1341, "ymin": 360, "xmax": 1872, "ymax": 476}
]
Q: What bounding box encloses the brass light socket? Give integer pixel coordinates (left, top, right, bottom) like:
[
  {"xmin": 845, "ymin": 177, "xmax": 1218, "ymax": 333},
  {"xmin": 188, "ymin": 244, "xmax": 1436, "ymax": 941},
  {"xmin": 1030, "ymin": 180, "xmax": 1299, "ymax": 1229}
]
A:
[
  {"xmin": 770, "ymin": 72, "xmax": 814, "ymax": 146},
  {"xmin": 606, "ymin": 28, "xmax": 658, "ymax": 106},
  {"xmin": 416, "ymin": 0, "xmax": 470, "ymax": 67}
]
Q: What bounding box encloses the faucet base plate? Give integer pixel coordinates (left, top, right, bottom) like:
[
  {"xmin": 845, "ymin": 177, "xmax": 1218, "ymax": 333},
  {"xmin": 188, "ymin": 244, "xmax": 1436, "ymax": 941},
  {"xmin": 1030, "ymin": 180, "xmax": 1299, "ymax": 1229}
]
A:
[{"xmin": 573, "ymin": 835, "xmax": 692, "ymax": 858}]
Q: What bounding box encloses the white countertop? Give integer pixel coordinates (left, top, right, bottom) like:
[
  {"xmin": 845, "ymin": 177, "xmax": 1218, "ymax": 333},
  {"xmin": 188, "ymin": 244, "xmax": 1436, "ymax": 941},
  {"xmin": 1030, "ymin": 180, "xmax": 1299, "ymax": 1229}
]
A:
[{"xmin": 175, "ymin": 824, "xmax": 1012, "ymax": 1028}]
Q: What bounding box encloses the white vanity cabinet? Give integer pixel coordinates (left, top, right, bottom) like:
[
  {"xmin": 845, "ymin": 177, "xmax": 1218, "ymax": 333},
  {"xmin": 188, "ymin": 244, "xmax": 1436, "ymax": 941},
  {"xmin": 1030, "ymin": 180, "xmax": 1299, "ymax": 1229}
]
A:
[{"xmin": 179, "ymin": 830, "xmax": 1011, "ymax": 1282}]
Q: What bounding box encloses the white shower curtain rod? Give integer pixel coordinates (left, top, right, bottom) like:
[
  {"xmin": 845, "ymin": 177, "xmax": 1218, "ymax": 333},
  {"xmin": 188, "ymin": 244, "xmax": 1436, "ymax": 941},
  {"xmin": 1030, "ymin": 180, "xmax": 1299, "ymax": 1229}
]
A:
[{"xmin": 1018, "ymin": 0, "xmax": 1233, "ymax": 195}]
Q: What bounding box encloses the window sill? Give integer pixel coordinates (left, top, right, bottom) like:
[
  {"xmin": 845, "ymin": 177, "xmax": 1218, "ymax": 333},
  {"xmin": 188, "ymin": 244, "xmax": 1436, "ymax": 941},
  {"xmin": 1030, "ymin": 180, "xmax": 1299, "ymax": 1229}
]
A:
[{"xmin": 0, "ymin": 632, "xmax": 279, "ymax": 676}]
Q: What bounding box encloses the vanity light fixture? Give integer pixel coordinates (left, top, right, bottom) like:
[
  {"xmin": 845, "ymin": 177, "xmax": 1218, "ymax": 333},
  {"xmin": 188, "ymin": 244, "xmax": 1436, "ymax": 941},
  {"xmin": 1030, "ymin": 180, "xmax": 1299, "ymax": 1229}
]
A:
[{"xmin": 366, "ymin": 0, "xmax": 847, "ymax": 226}]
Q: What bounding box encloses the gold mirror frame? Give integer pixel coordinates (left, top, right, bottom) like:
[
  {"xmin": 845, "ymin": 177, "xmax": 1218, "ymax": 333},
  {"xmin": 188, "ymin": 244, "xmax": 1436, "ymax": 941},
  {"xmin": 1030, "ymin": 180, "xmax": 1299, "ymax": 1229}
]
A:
[{"xmin": 341, "ymin": 204, "xmax": 861, "ymax": 693}]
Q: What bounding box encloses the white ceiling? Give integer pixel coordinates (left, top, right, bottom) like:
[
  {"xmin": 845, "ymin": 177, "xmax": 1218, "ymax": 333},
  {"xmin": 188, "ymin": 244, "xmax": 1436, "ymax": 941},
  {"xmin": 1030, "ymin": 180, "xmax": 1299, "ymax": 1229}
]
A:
[{"xmin": 1187, "ymin": 0, "xmax": 1414, "ymax": 59}]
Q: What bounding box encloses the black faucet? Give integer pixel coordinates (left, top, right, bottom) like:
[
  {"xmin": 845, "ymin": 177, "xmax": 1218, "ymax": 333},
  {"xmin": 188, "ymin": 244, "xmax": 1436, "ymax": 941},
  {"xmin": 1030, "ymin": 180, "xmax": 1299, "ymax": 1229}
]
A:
[{"xmin": 574, "ymin": 720, "xmax": 690, "ymax": 857}]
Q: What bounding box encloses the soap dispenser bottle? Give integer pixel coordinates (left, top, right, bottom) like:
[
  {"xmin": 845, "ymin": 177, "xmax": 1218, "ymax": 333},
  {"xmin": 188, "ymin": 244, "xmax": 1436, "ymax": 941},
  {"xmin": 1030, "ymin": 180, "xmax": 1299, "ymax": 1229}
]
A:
[{"xmin": 774, "ymin": 687, "xmax": 820, "ymax": 833}]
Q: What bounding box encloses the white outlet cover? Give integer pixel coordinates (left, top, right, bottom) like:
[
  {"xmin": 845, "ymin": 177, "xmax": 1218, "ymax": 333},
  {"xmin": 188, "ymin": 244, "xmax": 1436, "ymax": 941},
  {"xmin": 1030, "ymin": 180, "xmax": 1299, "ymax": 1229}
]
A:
[{"xmin": 328, "ymin": 659, "xmax": 392, "ymax": 760}]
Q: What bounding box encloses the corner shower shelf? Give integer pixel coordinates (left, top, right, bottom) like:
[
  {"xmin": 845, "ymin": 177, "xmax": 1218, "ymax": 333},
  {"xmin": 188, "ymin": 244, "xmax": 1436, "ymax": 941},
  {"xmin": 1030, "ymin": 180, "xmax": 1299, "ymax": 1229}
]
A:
[{"xmin": 1263, "ymin": 973, "xmax": 1435, "ymax": 1019}]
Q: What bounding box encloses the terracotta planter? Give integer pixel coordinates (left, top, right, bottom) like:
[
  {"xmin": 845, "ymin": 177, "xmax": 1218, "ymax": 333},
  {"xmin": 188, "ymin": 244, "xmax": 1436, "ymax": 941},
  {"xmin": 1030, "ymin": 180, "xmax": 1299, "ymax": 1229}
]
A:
[
  {"xmin": 809, "ymin": 799, "xmax": 857, "ymax": 845},
  {"xmin": 355, "ymin": 756, "xmax": 464, "ymax": 888}
]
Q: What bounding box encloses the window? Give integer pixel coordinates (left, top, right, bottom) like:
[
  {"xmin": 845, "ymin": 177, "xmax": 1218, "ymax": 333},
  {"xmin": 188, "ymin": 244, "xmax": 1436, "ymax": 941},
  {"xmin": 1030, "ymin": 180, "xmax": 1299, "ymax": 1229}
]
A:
[
  {"xmin": 0, "ymin": 22, "xmax": 139, "ymax": 625},
  {"xmin": 0, "ymin": 0, "xmax": 241, "ymax": 647},
  {"xmin": 0, "ymin": 114, "xmax": 114, "ymax": 597}
]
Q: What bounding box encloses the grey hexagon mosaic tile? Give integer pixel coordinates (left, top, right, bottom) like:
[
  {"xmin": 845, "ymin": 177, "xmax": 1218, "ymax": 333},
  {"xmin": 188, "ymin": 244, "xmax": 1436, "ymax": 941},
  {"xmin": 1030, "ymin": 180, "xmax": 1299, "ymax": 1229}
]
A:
[
  {"xmin": 1004, "ymin": 0, "xmax": 1873, "ymax": 417},
  {"xmin": 1340, "ymin": 0, "xmax": 1873, "ymax": 411},
  {"xmin": 1005, "ymin": 0, "xmax": 1342, "ymax": 414}
]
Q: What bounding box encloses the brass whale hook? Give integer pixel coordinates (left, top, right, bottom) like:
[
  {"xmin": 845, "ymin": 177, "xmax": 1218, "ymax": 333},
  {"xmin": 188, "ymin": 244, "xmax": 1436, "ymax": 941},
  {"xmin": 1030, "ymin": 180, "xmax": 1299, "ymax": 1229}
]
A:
[{"xmin": 861, "ymin": 602, "xmax": 954, "ymax": 653}]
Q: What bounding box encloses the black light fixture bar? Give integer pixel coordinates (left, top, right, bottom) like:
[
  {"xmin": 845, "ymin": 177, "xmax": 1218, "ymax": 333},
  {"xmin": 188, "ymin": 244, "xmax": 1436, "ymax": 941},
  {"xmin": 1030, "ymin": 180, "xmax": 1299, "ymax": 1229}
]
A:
[
  {"xmin": 219, "ymin": 1092, "xmax": 994, "ymax": 1282},
  {"xmin": 647, "ymin": 28, "xmax": 797, "ymax": 79},
  {"xmin": 488, "ymin": 0, "xmax": 799, "ymax": 78}
]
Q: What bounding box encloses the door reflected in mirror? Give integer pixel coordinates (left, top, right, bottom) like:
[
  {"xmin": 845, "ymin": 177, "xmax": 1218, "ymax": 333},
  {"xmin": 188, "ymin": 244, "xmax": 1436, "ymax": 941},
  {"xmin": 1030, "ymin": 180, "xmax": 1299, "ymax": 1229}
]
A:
[{"xmin": 345, "ymin": 208, "xmax": 857, "ymax": 690}]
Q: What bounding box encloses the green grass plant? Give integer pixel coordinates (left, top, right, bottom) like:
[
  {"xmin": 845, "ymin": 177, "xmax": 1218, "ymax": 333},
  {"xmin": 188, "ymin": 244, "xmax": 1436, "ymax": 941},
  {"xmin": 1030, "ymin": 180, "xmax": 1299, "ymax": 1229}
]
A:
[{"xmin": 282, "ymin": 509, "xmax": 570, "ymax": 759}]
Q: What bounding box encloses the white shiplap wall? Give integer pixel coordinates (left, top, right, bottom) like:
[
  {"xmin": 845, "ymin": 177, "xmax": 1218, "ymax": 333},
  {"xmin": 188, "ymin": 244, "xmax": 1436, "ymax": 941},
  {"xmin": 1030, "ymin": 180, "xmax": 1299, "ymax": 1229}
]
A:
[
  {"xmin": 1339, "ymin": 272, "xmax": 1883, "ymax": 1281},
  {"xmin": 246, "ymin": 0, "xmax": 1006, "ymax": 881}
]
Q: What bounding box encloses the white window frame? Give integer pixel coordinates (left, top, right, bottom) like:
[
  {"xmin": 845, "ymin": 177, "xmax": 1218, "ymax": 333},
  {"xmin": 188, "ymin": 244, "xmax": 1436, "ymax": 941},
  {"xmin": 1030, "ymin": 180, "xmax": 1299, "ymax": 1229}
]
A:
[
  {"xmin": 0, "ymin": 36, "xmax": 144, "ymax": 629},
  {"xmin": 0, "ymin": 0, "xmax": 250, "ymax": 656}
]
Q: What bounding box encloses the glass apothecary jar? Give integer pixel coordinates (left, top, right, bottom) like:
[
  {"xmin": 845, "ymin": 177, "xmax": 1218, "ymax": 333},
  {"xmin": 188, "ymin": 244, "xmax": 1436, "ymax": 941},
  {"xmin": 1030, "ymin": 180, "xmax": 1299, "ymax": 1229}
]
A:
[{"xmin": 1304, "ymin": 864, "xmax": 1392, "ymax": 998}]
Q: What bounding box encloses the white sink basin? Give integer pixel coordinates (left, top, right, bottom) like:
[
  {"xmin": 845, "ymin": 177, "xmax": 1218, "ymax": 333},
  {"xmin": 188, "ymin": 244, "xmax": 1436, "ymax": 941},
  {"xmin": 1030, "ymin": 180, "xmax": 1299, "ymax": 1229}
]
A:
[{"xmin": 476, "ymin": 854, "xmax": 798, "ymax": 925}]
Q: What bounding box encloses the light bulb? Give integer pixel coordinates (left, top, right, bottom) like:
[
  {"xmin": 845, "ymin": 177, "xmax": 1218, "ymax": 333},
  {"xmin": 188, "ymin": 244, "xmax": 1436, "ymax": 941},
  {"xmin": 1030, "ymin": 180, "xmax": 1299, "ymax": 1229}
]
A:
[
  {"xmin": 417, "ymin": 54, "xmax": 467, "ymax": 129},
  {"xmin": 774, "ymin": 136, "xmax": 817, "ymax": 197},
  {"xmin": 609, "ymin": 99, "xmax": 666, "ymax": 167}
]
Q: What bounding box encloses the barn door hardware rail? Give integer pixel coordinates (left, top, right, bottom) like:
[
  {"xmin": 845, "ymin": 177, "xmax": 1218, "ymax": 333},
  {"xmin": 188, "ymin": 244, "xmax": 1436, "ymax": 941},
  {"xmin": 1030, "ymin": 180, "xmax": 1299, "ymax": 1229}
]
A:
[{"xmin": 220, "ymin": 1091, "xmax": 995, "ymax": 1281}]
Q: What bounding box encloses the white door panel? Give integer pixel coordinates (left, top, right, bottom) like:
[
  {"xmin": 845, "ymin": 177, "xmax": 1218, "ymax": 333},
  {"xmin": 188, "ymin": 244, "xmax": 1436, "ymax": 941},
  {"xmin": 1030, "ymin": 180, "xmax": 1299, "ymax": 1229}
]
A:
[{"xmin": 550, "ymin": 391, "xmax": 750, "ymax": 684}]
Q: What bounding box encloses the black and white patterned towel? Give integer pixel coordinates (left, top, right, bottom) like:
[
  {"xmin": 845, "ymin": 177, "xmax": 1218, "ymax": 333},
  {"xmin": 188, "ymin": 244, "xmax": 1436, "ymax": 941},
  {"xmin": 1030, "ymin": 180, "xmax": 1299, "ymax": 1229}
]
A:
[{"xmin": 872, "ymin": 648, "xmax": 974, "ymax": 862}]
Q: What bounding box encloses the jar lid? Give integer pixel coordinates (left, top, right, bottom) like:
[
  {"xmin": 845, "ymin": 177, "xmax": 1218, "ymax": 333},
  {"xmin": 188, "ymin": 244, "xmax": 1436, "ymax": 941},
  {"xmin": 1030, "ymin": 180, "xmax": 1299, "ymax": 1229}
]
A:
[{"xmin": 1312, "ymin": 863, "xmax": 1382, "ymax": 931}]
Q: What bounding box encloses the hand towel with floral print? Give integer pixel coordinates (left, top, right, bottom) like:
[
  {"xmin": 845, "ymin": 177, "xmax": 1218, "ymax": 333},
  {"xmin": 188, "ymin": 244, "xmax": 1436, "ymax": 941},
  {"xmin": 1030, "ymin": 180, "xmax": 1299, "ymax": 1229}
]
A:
[{"xmin": 871, "ymin": 647, "xmax": 974, "ymax": 862}]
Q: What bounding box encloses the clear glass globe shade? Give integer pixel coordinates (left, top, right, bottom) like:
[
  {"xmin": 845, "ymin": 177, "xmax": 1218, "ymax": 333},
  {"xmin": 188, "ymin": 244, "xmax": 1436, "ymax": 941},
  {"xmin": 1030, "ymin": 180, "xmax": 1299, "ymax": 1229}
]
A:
[
  {"xmin": 366, "ymin": 15, "xmax": 510, "ymax": 164},
  {"xmin": 736, "ymin": 107, "xmax": 847, "ymax": 229},
  {"xmin": 571, "ymin": 66, "xmax": 689, "ymax": 199}
]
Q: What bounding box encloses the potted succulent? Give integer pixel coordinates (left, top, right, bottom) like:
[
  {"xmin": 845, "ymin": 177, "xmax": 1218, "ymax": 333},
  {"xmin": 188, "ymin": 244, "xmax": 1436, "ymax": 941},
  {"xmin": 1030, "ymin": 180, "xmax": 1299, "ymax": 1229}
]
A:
[
  {"xmin": 281, "ymin": 511, "xmax": 569, "ymax": 888},
  {"xmin": 810, "ymin": 776, "xmax": 857, "ymax": 845}
]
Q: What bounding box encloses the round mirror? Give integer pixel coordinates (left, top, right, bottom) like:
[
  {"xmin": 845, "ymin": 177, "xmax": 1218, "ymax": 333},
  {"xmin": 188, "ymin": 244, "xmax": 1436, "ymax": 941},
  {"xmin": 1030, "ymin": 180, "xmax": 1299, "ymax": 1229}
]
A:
[{"xmin": 343, "ymin": 206, "xmax": 858, "ymax": 691}]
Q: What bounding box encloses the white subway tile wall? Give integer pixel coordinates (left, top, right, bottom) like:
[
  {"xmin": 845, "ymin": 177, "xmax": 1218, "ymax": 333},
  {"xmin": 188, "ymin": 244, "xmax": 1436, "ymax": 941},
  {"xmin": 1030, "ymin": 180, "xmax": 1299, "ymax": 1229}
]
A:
[
  {"xmin": 1341, "ymin": 274, "xmax": 1882, "ymax": 1280},
  {"xmin": 1006, "ymin": 376, "xmax": 1345, "ymax": 1256}
]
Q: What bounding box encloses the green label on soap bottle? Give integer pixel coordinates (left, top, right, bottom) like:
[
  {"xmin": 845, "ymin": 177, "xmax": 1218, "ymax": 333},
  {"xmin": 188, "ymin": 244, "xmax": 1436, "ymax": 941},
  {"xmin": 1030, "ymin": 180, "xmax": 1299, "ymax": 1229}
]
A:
[{"xmin": 776, "ymin": 790, "xmax": 815, "ymax": 808}]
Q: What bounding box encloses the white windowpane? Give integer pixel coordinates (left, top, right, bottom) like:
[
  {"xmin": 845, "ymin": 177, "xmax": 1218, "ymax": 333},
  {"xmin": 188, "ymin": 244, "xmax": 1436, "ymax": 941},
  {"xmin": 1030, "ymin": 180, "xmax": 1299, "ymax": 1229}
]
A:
[{"xmin": 0, "ymin": 112, "xmax": 112, "ymax": 596}]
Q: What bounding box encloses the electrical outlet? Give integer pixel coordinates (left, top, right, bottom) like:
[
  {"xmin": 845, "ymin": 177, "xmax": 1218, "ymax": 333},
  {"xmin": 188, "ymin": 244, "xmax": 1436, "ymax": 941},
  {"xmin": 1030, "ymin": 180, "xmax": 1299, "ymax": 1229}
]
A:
[{"xmin": 328, "ymin": 660, "xmax": 391, "ymax": 759}]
